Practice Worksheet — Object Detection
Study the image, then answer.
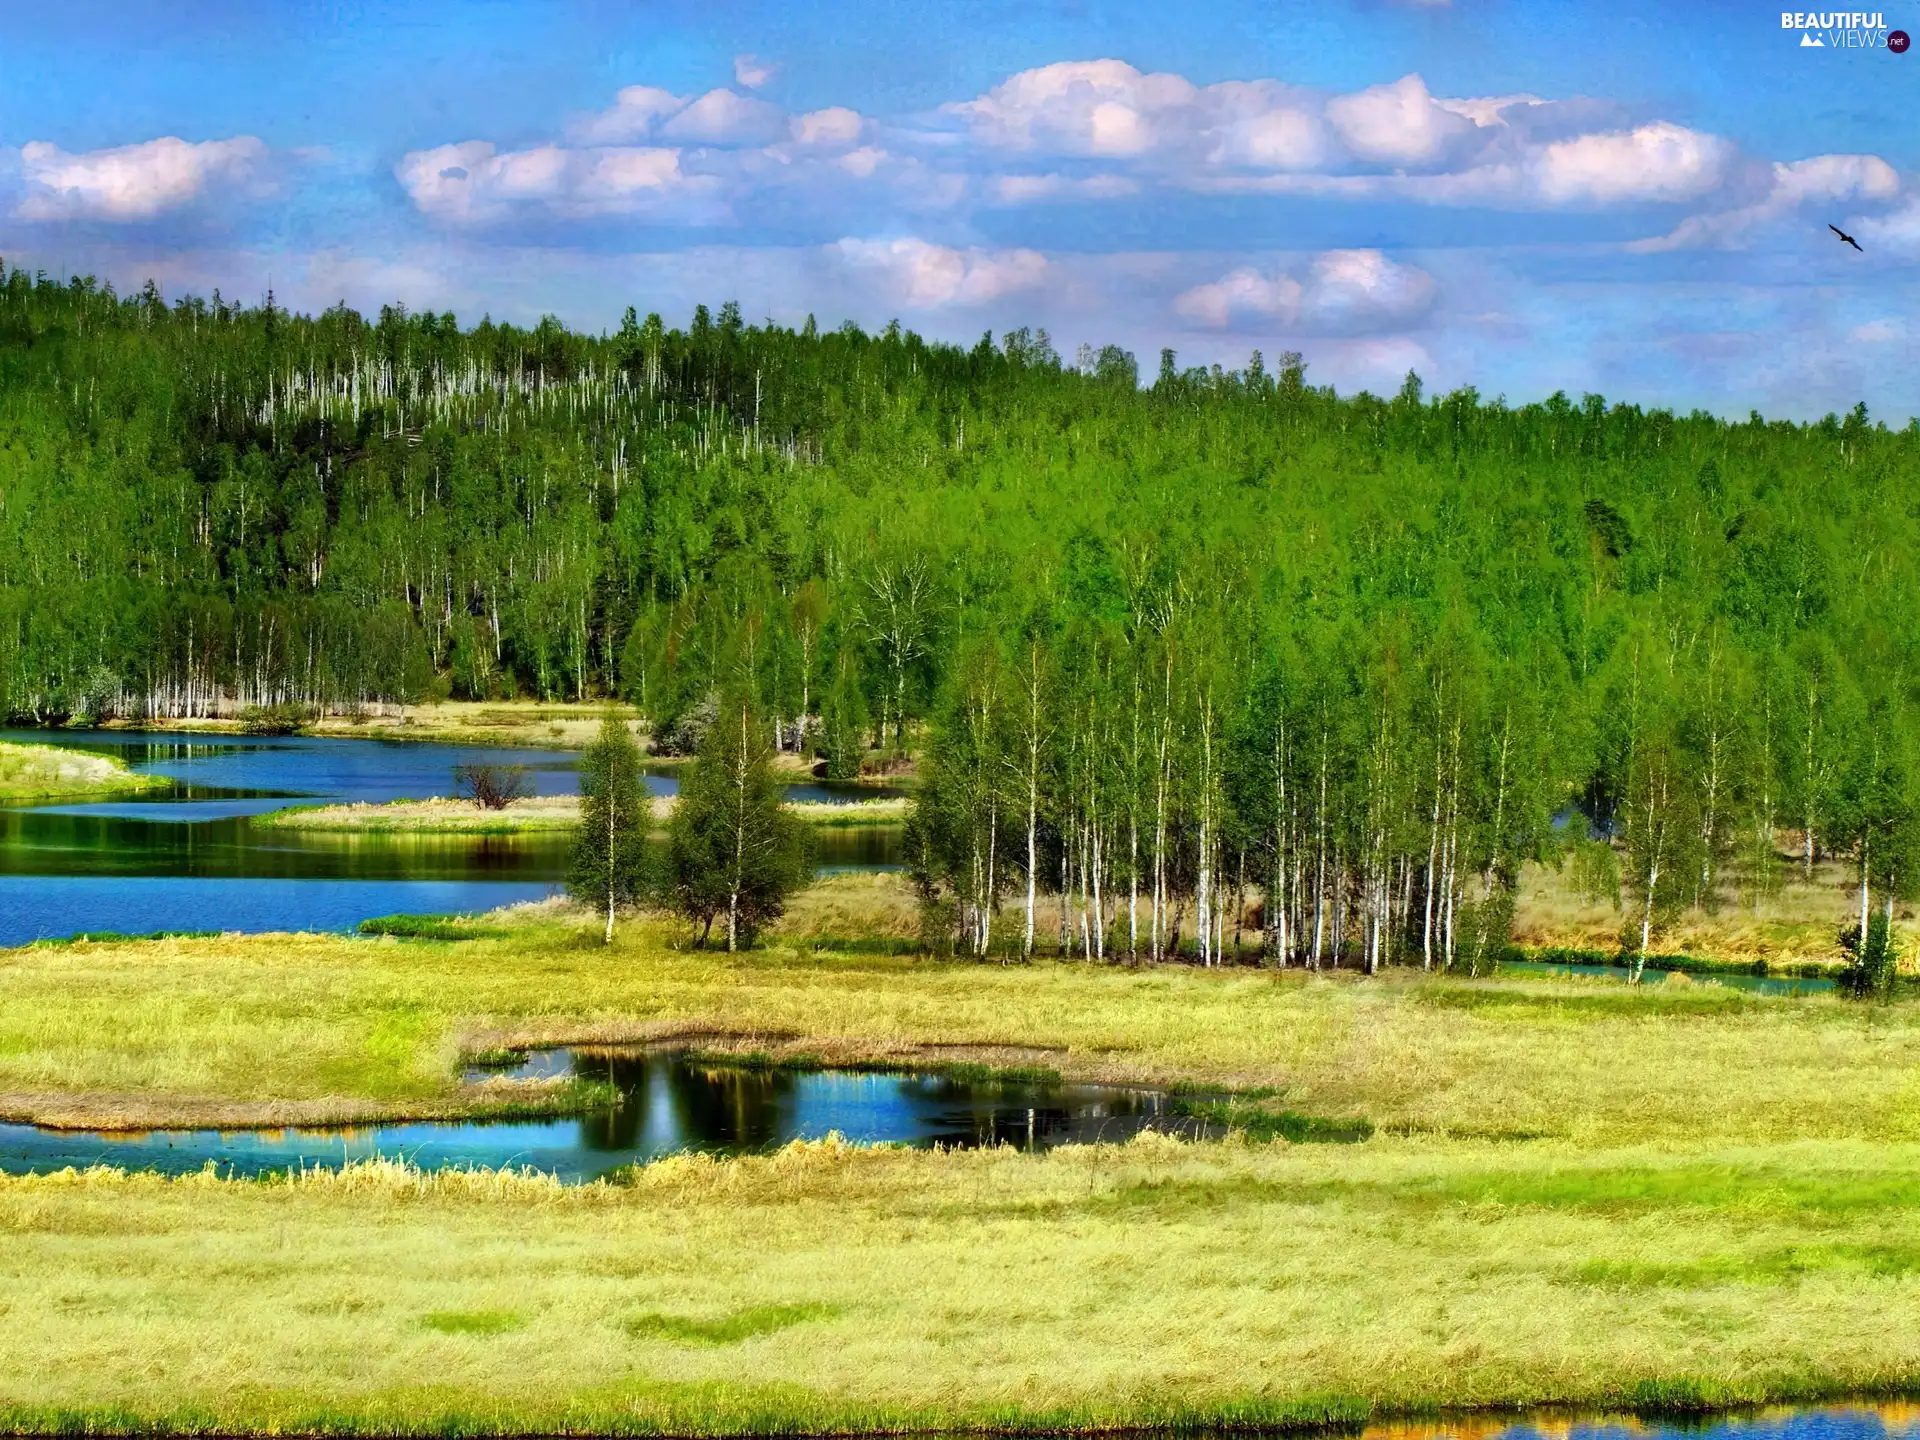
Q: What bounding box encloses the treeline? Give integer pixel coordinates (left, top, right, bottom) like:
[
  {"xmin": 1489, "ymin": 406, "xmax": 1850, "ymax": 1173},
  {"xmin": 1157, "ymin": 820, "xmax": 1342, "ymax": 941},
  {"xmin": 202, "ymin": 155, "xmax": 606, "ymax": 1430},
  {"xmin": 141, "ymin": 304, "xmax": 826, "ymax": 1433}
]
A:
[{"xmin": 4, "ymin": 261, "xmax": 1920, "ymax": 960}]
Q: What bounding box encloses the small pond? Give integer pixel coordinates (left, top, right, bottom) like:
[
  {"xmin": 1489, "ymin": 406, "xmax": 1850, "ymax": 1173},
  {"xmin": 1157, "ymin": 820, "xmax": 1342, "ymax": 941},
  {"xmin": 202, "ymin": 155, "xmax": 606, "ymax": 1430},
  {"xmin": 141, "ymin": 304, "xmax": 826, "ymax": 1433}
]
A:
[
  {"xmin": 0, "ymin": 1049, "xmax": 1210, "ymax": 1182},
  {"xmin": 0, "ymin": 731, "xmax": 903, "ymax": 942}
]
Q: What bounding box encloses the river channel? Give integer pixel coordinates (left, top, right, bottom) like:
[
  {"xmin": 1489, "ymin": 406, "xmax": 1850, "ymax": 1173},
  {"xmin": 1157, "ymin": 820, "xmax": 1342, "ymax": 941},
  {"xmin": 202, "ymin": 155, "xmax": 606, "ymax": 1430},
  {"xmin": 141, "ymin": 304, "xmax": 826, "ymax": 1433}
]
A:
[
  {"xmin": 0, "ymin": 731, "xmax": 902, "ymax": 943},
  {"xmin": 0, "ymin": 1048, "xmax": 1206, "ymax": 1181}
]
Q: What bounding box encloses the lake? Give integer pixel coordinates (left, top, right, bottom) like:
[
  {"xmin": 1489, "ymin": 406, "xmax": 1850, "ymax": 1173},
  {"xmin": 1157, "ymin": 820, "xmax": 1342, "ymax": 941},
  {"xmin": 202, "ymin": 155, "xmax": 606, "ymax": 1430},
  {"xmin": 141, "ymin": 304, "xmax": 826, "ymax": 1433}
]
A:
[
  {"xmin": 0, "ymin": 731, "xmax": 902, "ymax": 943},
  {"xmin": 0, "ymin": 1049, "xmax": 1208, "ymax": 1182}
]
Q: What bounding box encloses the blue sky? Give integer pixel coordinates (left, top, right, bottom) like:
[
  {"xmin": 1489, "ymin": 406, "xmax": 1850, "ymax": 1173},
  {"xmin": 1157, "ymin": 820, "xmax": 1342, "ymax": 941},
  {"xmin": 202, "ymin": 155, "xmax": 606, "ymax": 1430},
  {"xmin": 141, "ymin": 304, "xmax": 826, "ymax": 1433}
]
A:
[{"xmin": 2, "ymin": 0, "xmax": 1916, "ymax": 419}]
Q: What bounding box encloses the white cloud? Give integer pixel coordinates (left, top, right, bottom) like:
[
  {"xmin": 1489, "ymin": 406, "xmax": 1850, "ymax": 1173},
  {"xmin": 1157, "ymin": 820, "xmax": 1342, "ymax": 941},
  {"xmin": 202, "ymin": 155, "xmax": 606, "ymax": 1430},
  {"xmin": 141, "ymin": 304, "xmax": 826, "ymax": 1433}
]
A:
[
  {"xmin": 1634, "ymin": 152, "xmax": 1899, "ymax": 251},
  {"xmin": 1860, "ymin": 197, "xmax": 1920, "ymax": 253},
  {"xmin": 1175, "ymin": 267, "xmax": 1303, "ymax": 326},
  {"xmin": 789, "ymin": 107, "xmax": 865, "ymax": 149},
  {"xmin": 395, "ymin": 141, "xmax": 716, "ymax": 222},
  {"xmin": 1770, "ymin": 153, "xmax": 1900, "ymax": 207},
  {"xmin": 832, "ymin": 237, "xmax": 1048, "ymax": 307},
  {"xmin": 948, "ymin": 60, "xmax": 1200, "ymax": 156},
  {"xmin": 1851, "ymin": 319, "xmax": 1899, "ymax": 343},
  {"xmin": 660, "ymin": 89, "xmax": 786, "ymax": 146},
  {"xmin": 734, "ymin": 54, "xmax": 777, "ymax": 89},
  {"xmin": 1324, "ymin": 74, "xmax": 1474, "ymax": 168},
  {"xmin": 836, "ymin": 147, "xmax": 887, "ymax": 179},
  {"xmin": 1176, "ymin": 249, "xmax": 1435, "ymax": 333},
  {"xmin": 17, "ymin": 136, "xmax": 267, "ymax": 221},
  {"xmin": 573, "ymin": 86, "xmax": 686, "ymax": 144},
  {"xmin": 1531, "ymin": 122, "xmax": 1731, "ymax": 205},
  {"xmin": 1206, "ymin": 97, "xmax": 1329, "ymax": 171},
  {"xmin": 990, "ymin": 172, "xmax": 1138, "ymax": 204},
  {"xmin": 943, "ymin": 60, "xmax": 1747, "ymax": 214}
]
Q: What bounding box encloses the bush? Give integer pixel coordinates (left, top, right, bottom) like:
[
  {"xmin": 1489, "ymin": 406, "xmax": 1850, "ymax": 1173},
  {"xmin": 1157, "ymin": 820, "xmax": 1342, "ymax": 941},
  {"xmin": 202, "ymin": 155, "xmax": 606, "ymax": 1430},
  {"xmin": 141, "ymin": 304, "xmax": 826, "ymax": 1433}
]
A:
[
  {"xmin": 453, "ymin": 763, "xmax": 533, "ymax": 809},
  {"xmin": 1838, "ymin": 911, "xmax": 1900, "ymax": 1000},
  {"xmin": 238, "ymin": 702, "xmax": 315, "ymax": 735},
  {"xmin": 651, "ymin": 692, "xmax": 717, "ymax": 756}
]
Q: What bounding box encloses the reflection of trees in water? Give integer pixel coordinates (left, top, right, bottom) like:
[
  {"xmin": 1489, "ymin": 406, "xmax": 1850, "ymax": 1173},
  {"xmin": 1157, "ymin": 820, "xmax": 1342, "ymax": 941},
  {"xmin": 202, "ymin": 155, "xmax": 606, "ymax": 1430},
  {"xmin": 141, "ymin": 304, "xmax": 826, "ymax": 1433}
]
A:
[
  {"xmin": 0, "ymin": 808, "xmax": 571, "ymax": 881},
  {"xmin": 568, "ymin": 1053, "xmax": 1206, "ymax": 1156},
  {"xmin": 575, "ymin": 1053, "xmax": 799, "ymax": 1152}
]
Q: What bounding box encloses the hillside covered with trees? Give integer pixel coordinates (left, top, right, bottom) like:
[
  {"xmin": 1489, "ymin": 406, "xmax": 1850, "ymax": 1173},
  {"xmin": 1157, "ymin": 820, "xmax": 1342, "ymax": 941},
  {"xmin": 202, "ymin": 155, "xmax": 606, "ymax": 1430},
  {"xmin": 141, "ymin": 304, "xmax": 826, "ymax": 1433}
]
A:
[{"xmin": 4, "ymin": 261, "xmax": 1918, "ymax": 966}]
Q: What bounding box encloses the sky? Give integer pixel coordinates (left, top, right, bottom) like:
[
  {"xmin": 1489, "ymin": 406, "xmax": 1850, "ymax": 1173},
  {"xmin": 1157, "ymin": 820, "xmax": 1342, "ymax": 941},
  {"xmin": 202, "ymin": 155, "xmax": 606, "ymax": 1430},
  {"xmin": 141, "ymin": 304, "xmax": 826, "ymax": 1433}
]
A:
[{"xmin": 1, "ymin": 0, "xmax": 1916, "ymax": 420}]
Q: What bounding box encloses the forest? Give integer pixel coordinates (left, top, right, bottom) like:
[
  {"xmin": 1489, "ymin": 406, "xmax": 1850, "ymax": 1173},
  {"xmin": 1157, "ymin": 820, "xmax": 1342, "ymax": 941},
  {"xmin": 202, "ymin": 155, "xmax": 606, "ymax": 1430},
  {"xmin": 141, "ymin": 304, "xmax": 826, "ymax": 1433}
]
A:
[{"xmin": 3, "ymin": 260, "xmax": 1918, "ymax": 967}]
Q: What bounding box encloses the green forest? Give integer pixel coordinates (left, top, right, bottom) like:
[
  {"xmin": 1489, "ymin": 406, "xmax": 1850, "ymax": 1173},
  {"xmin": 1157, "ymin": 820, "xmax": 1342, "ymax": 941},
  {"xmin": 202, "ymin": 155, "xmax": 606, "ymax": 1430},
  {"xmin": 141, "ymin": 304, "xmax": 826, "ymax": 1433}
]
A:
[{"xmin": 4, "ymin": 261, "xmax": 1918, "ymax": 967}]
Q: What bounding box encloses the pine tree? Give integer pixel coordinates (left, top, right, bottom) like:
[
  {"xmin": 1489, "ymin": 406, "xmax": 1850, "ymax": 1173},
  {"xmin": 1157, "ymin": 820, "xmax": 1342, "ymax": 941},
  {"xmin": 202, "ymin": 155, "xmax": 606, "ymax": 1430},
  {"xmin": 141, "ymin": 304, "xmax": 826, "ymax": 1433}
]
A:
[
  {"xmin": 568, "ymin": 709, "xmax": 649, "ymax": 944},
  {"xmin": 663, "ymin": 691, "xmax": 811, "ymax": 950}
]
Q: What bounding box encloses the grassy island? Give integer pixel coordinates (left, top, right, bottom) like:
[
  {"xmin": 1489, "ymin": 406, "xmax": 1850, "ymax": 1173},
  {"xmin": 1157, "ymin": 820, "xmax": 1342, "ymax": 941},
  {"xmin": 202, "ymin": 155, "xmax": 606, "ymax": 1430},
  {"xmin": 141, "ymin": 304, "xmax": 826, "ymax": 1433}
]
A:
[
  {"xmin": 0, "ymin": 741, "xmax": 161, "ymax": 802},
  {"xmin": 255, "ymin": 794, "xmax": 910, "ymax": 834}
]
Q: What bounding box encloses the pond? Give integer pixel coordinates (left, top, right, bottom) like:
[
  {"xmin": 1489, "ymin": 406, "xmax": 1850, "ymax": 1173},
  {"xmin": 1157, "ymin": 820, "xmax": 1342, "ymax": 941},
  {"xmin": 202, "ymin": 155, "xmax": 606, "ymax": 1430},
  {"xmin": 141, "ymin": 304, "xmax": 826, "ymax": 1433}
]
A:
[
  {"xmin": 0, "ymin": 1049, "xmax": 1209, "ymax": 1182},
  {"xmin": 0, "ymin": 731, "xmax": 903, "ymax": 943}
]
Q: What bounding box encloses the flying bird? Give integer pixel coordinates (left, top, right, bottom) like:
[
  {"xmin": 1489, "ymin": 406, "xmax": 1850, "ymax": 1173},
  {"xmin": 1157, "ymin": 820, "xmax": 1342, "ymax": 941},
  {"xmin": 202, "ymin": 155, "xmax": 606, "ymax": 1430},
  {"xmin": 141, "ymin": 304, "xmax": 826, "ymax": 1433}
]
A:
[{"xmin": 1830, "ymin": 223, "xmax": 1864, "ymax": 252}]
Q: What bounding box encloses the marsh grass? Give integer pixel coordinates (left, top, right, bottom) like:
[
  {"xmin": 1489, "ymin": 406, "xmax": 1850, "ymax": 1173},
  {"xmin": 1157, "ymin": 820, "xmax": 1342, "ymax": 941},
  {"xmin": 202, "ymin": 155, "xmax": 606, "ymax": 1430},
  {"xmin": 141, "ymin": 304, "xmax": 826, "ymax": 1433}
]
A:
[
  {"xmin": 1170, "ymin": 1096, "xmax": 1376, "ymax": 1143},
  {"xmin": 7, "ymin": 1141, "xmax": 1920, "ymax": 1432},
  {"xmin": 358, "ymin": 914, "xmax": 512, "ymax": 940}
]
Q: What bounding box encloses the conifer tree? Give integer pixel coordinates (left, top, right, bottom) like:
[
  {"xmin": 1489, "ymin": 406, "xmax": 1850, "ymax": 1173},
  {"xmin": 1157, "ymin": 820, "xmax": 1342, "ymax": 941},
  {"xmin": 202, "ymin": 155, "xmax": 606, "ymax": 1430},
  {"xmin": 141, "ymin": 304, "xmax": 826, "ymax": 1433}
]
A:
[
  {"xmin": 568, "ymin": 710, "xmax": 649, "ymax": 944},
  {"xmin": 663, "ymin": 691, "xmax": 811, "ymax": 950}
]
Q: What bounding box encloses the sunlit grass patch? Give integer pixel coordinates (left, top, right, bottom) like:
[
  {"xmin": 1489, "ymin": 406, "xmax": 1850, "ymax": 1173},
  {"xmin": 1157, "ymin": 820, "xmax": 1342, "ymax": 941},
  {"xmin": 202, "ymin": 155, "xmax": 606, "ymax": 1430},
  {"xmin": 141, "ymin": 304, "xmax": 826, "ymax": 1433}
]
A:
[{"xmin": 422, "ymin": 1309, "xmax": 526, "ymax": 1336}]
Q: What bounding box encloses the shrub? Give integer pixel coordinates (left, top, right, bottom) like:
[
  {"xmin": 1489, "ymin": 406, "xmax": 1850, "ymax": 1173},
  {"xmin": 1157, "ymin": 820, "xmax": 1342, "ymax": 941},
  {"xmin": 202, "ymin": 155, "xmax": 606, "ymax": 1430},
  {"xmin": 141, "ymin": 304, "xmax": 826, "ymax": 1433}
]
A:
[
  {"xmin": 1838, "ymin": 911, "xmax": 1900, "ymax": 1000},
  {"xmin": 238, "ymin": 702, "xmax": 315, "ymax": 735},
  {"xmin": 453, "ymin": 762, "xmax": 533, "ymax": 810}
]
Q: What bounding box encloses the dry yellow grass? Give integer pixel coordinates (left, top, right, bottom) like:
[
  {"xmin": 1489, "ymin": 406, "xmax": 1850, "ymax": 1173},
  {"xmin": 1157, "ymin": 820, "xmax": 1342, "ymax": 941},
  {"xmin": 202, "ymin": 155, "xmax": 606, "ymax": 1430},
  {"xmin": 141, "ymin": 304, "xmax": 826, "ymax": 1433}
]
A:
[{"xmin": 1512, "ymin": 856, "xmax": 1882, "ymax": 967}]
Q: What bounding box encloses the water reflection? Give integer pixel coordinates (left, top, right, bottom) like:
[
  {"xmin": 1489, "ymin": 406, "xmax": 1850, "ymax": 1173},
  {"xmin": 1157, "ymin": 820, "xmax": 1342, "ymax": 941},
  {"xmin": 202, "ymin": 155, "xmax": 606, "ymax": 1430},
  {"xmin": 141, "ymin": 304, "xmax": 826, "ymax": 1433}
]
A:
[
  {"xmin": 0, "ymin": 1049, "xmax": 1209, "ymax": 1182},
  {"xmin": 1352, "ymin": 1404, "xmax": 1920, "ymax": 1440}
]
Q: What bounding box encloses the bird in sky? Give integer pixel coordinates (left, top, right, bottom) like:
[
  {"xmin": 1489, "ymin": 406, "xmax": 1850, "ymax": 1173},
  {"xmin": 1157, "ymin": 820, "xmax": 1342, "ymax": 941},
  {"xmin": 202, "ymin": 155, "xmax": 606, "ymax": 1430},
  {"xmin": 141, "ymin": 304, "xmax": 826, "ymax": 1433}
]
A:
[{"xmin": 1830, "ymin": 223, "xmax": 1864, "ymax": 252}]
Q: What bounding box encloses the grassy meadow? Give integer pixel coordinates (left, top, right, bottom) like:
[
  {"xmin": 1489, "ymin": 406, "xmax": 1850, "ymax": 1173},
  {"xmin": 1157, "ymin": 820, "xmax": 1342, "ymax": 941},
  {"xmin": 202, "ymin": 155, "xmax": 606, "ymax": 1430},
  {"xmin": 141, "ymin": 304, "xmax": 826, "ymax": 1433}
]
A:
[
  {"xmin": 8, "ymin": 873, "xmax": 1920, "ymax": 1431},
  {"xmin": 9, "ymin": 1139, "xmax": 1920, "ymax": 1435}
]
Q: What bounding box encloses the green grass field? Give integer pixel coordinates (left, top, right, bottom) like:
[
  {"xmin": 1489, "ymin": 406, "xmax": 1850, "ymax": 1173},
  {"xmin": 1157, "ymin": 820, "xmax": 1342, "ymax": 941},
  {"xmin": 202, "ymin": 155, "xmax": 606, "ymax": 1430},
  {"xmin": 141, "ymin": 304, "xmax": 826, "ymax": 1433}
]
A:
[{"xmin": 7, "ymin": 875, "xmax": 1920, "ymax": 1433}]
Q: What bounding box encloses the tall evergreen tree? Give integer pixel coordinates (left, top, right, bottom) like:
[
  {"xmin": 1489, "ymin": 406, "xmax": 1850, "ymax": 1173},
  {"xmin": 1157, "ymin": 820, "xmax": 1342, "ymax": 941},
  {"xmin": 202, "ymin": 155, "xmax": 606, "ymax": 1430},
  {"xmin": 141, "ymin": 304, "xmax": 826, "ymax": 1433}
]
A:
[
  {"xmin": 663, "ymin": 691, "xmax": 811, "ymax": 950},
  {"xmin": 568, "ymin": 710, "xmax": 649, "ymax": 944}
]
